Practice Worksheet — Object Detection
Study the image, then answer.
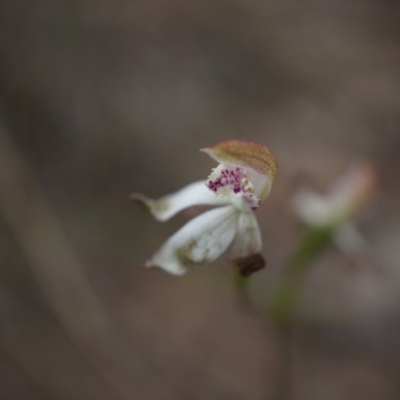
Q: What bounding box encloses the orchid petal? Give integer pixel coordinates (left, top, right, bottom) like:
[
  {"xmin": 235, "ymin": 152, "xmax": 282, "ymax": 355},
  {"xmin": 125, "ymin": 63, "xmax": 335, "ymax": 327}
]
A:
[
  {"xmin": 229, "ymin": 211, "xmax": 262, "ymax": 260},
  {"xmin": 146, "ymin": 206, "xmax": 238, "ymax": 275},
  {"xmin": 132, "ymin": 181, "xmax": 230, "ymax": 222}
]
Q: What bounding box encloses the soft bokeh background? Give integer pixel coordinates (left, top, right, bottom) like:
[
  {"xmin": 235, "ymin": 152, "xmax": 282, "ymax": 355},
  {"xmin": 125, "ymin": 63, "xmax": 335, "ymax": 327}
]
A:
[{"xmin": 0, "ymin": 0, "xmax": 400, "ymax": 399}]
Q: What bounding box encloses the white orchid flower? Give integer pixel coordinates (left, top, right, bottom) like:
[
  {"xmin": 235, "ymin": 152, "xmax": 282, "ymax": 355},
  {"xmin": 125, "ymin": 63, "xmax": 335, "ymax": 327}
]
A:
[
  {"xmin": 133, "ymin": 140, "xmax": 278, "ymax": 276},
  {"xmin": 293, "ymin": 163, "xmax": 376, "ymax": 256}
]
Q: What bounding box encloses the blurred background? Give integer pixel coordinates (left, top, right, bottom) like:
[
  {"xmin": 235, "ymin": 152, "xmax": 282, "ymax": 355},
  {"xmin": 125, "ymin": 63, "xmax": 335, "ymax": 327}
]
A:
[{"xmin": 0, "ymin": 0, "xmax": 400, "ymax": 399}]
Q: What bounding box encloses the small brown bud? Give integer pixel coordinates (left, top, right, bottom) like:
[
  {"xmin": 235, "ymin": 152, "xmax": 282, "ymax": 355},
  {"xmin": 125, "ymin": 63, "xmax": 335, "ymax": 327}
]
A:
[{"xmin": 235, "ymin": 253, "xmax": 266, "ymax": 277}]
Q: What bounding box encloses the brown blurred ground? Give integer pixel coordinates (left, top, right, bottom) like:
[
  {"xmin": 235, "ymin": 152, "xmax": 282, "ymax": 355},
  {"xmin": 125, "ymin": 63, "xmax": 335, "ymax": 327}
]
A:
[{"xmin": 0, "ymin": 0, "xmax": 400, "ymax": 399}]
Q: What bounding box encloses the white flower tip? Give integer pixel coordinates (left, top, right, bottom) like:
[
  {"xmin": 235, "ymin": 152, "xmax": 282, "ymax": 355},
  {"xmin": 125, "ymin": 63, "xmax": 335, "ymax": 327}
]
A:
[
  {"xmin": 131, "ymin": 192, "xmax": 170, "ymax": 222},
  {"xmin": 145, "ymin": 259, "xmax": 187, "ymax": 275},
  {"xmin": 131, "ymin": 192, "xmax": 153, "ymax": 208}
]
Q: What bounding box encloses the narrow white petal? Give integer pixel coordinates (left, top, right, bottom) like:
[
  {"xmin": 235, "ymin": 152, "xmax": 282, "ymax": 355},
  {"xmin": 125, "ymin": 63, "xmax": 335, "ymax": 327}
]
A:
[
  {"xmin": 147, "ymin": 206, "xmax": 238, "ymax": 275},
  {"xmin": 132, "ymin": 181, "xmax": 230, "ymax": 222},
  {"xmin": 229, "ymin": 211, "xmax": 262, "ymax": 260}
]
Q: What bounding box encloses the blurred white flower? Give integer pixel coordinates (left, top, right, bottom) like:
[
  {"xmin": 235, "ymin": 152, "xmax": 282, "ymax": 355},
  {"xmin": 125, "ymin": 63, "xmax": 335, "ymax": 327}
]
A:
[
  {"xmin": 293, "ymin": 163, "xmax": 376, "ymax": 256},
  {"xmin": 133, "ymin": 140, "xmax": 277, "ymax": 276}
]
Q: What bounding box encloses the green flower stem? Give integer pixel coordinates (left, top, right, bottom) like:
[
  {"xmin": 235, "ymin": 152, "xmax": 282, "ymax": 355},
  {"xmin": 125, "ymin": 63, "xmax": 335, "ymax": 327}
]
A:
[
  {"xmin": 269, "ymin": 226, "xmax": 333, "ymax": 400},
  {"xmin": 232, "ymin": 226, "xmax": 335, "ymax": 400},
  {"xmin": 273, "ymin": 323, "xmax": 293, "ymax": 400},
  {"xmin": 234, "ymin": 270, "xmax": 251, "ymax": 308},
  {"xmin": 269, "ymin": 226, "xmax": 333, "ymax": 327}
]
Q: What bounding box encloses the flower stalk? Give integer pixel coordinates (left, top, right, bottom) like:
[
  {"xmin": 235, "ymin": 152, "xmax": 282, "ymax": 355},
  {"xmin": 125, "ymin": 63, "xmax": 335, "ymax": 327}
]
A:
[
  {"xmin": 269, "ymin": 226, "xmax": 333, "ymax": 328},
  {"xmin": 134, "ymin": 141, "xmax": 376, "ymax": 400}
]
